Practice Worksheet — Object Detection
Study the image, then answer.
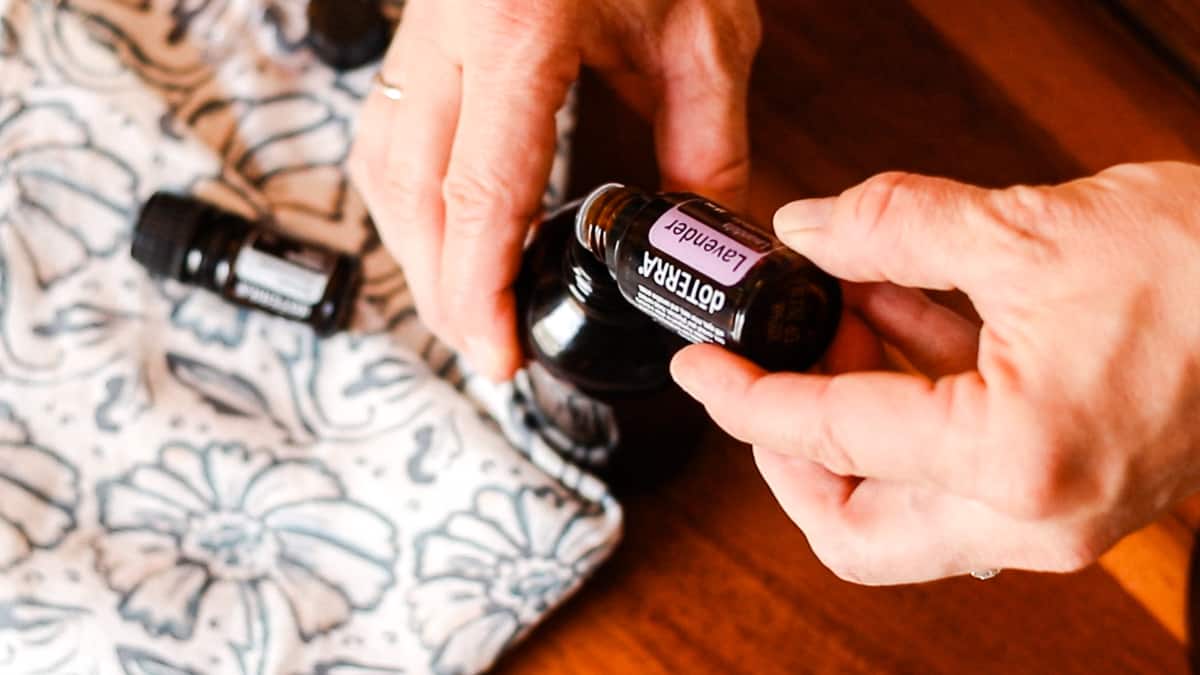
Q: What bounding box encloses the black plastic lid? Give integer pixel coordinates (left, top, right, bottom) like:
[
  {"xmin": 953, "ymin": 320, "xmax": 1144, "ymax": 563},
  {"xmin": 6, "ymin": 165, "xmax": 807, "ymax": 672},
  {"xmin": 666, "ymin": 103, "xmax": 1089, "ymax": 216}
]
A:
[
  {"xmin": 306, "ymin": 0, "xmax": 391, "ymax": 71},
  {"xmin": 131, "ymin": 192, "xmax": 209, "ymax": 280}
]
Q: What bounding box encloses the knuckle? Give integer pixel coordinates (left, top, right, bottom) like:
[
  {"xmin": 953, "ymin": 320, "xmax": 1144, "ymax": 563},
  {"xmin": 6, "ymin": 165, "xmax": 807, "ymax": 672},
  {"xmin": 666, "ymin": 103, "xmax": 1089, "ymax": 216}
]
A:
[
  {"xmin": 1094, "ymin": 161, "xmax": 1170, "ymax": 189},
  {"xmin": 472, "ymin": 0, "xmax": 575, "ymax": 64},
  {"xmin": 802, "ymin": 378, "xmax": 859, "ymax": 477},
  {"xmin": 381, "ymin": 177, "xmax": 450, "ymax": 243},
  {"xmin": 696, "ymin": 35, "xmax": 752, "ymax": 88},
  {"xmin": 349, "ymin": 147, "xmax": 439, "ymax": 228},
  {"xmin": 993, "ymin": 184, "xmax": 1054, "ymax": 221},
  {"xmin": 670, "ymin": 4, "xmax": 761, "ymax": 90},
  {"xmin": 812, "ymin": 415, "xmax": 857, "ymax": 478},
  {"xmin": 847, "ymin": 171, "xmax": 919, "ymax": 241},
  {"xmin": 380, "ymin": 172, "xmax": 426, "ymax": 217},
  {"xmin": 980, "ymin": 185, "xmax": 1064, "ymax": 267},
  {"xmin": 478, "ymin": 0, "xmax": 539, "ymax": 31},
  {"xmin": 441, "ymin": 170, "xmax": 517, "ymax": 238}
]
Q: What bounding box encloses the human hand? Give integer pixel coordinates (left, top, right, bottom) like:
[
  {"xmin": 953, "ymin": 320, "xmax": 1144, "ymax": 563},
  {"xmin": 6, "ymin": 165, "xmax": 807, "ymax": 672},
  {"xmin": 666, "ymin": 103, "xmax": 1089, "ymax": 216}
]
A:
[
  {"xmin": 349, "ymin": 0, "xmax": 761, "ymax": 379},
  {"xmin": 671, "ymin": 162, "xmax": 1200, "ymax": 584}
]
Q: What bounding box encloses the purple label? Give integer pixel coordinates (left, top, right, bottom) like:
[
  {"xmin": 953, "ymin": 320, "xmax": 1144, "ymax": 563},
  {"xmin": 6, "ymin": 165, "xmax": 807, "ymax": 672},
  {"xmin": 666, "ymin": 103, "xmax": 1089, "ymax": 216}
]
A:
[{"xmin": 648, "ymin": 205, "xmax": 768, "ymax": 286}]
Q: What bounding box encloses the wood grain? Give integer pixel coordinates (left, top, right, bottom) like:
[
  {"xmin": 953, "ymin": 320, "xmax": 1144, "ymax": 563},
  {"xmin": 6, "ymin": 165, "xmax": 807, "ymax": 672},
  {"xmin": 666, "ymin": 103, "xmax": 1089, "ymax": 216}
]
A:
[
  {"xmin": 501, "ymin": 0, "xmax": 1200, "ymax": 672},
  {"xmin": 1108, "ymin": 0, "xmax": 1200, "ymax": 85}
]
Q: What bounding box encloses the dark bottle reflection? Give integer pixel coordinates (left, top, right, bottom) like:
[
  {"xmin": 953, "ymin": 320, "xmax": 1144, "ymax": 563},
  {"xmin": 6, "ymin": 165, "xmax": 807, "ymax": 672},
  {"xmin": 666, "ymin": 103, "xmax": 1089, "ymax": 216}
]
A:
[{"xmin": 516, "ymin": 201, "xmax": 705, "ymax": 494}]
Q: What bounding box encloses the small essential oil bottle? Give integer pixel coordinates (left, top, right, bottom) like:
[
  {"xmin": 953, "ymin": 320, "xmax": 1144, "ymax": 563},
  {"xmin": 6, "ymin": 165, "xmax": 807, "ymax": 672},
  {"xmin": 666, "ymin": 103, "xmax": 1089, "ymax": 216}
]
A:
[
  {"xmin": 516, "ymin": 200, "xmax": 704, "ymax": 492},
  {"xmin": 305, "ymin": 0, "xmax": 391, "ymax": 71},
  {"xmin": 131, "ymin": 192, "xmax": 361, "ymax": 335},
  {"xmin": 576, "ymin": 184, "xmax": 842, "ymax": 372}
]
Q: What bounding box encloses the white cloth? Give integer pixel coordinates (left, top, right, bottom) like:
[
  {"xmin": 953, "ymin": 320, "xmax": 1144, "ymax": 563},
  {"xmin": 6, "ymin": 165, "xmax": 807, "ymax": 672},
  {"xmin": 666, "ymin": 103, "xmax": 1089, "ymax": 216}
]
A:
[{"xmin": 0, "ymin": 2, "xmax": 621, "ymax": 674}]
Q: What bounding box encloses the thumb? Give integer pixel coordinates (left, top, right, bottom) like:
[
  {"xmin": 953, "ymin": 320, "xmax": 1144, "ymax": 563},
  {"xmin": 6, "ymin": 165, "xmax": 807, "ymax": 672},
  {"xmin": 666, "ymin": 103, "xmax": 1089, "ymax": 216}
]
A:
[{"xmin": 775, "ymin": 172, "xmax": 1020, "ymax": 293}]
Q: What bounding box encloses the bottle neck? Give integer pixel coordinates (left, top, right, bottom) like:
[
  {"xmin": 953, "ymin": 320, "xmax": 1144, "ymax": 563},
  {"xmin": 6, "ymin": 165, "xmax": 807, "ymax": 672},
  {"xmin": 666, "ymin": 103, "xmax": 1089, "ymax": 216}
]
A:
[
  {"xmin": 563, "ymin": 240, "xmax": 630, "ymax": 316},
  {"xmin": 575, "ymin": 183, "xmax": 647, "ymax": 265}
]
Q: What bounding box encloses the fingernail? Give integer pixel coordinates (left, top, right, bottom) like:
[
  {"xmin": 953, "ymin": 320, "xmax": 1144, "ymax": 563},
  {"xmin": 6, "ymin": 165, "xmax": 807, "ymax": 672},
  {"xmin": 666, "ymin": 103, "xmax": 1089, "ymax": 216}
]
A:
[{"xmin": 775, "ymin": 197, "xmax": 836, "ymax": 237}]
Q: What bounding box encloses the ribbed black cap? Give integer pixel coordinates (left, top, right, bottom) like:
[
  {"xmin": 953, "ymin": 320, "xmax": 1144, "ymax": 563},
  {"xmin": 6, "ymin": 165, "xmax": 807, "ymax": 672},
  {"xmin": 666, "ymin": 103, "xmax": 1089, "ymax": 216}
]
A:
[
  {"xmin": 131, "ymin": 192, "xmax": 208, "ymax": 280},
  {"xmin": 306, "ymin": 0, "xmax": 391, "ymax": 71}
]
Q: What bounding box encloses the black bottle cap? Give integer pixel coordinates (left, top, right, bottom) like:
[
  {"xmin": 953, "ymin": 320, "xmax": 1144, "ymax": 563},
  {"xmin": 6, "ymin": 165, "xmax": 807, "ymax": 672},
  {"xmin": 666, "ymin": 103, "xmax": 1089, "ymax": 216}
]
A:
[
  {"xmin": 131, "ymin": 192, "xmax": 208, "ymax": 281},
  {"xmin": 306, "ymin": 0, "xmax": 391, "ymax": 71}
]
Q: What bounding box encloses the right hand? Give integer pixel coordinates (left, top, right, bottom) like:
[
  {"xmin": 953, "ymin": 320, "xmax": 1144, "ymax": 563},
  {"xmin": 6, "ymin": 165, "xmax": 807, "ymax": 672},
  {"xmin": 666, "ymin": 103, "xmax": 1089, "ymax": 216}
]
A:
[
  {"xmin": 349, "ymin": 0, "xmax": 762, "ymax": 379},
  {"xmin": 672, "ymin": 162, "xmax": 1200, "ymax": 584}
]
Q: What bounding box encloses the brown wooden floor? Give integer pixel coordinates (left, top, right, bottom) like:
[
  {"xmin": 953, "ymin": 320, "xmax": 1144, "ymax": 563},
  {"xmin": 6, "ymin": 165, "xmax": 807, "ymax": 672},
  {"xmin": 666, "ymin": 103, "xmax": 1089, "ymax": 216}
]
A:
[{"xmin": 499, "ymin": 0, "xmax": 1200, "ymax": 672}]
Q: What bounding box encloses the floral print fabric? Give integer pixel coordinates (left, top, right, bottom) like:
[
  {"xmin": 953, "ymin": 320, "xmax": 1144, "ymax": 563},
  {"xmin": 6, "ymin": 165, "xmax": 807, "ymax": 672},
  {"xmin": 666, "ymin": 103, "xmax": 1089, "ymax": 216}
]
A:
[{"xmin": 0, "ymin": 2, "xmax": 621, "ymax": 674}]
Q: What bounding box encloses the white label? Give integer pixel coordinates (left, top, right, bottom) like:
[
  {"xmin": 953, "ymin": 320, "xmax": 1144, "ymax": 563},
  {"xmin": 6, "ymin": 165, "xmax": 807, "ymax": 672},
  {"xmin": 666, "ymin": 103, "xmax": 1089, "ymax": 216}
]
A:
[
  {"xmin": 233, "ymin": 282, "xmax": 312, "ymax": 320},
  {"xmin": 636, "ymin": 251, "xmax": 727, "ymax": 314},
  {"xmin": 632, "ymin": 283, "xmax": 729, "ymax": 346},
  {"xmin": 234, "ymin": 246, "xmax": 329, "ymax": 305},
  {"xmin": 647, "ymin": 202, "xmax": 771, "ymax": 285}
]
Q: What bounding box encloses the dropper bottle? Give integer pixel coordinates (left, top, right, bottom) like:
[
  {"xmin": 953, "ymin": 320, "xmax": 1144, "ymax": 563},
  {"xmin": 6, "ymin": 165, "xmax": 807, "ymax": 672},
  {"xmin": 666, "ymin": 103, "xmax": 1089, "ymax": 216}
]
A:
[{"xmin": 575, "ymin": 184, "xmax": 842, "ymax": 372}]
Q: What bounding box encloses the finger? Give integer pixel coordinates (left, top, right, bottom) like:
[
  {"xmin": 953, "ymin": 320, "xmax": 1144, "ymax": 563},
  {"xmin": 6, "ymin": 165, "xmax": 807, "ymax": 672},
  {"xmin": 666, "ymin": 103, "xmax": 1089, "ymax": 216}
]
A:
[
  {"xmin": 814, "ymin": 474, "xmax": 1095, "ymax": 584},
  {"xmin": 774, "ymin": 172, "xmax": 1019, "ymax": 293},
  {"xmin": 654, "ymin": 46, "xmax": 752, "ymax": 209},
  {"xmin": 670, "ymin": 344, "xmax": 989, "ymax": 497},
  {"xmin": 757, "ymin": 448, "xmax": 1029, "ymax": 584},
  {"xmin": 350, "ymin": 13, "xmax": 461, "ymax": 338},
  {"xmin": 845, "ymin": 283, "xmax": 980, "ymax": 376},
  {"xmin": 820, "ymin": 308, "xmax": 886, "ymax": 375},
  {"xmin": 754, "ymin": 447, "xmax": 858, "ymax": 532},
  {"xmin": 808, "ymin": 478, "xmax": 1014, "ymax": 584},
  {"xmin": 439, "ymin": 37, "xmax": 579, "ymax": 379},
  {"xmin": 754, "ymin": 449, "xmax": 973, "ymax": 584}
]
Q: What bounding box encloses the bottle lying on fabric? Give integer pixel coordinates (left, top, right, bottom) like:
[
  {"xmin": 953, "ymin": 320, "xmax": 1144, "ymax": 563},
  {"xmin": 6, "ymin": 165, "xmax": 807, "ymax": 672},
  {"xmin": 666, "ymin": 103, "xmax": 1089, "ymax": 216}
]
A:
[
  {"xmin": 575, "ymin": 184, "xmax": 843, "ymax": 373},
  {"xmin": 131, "ymin": 193, "xmax": 362, "ymax": 336}
]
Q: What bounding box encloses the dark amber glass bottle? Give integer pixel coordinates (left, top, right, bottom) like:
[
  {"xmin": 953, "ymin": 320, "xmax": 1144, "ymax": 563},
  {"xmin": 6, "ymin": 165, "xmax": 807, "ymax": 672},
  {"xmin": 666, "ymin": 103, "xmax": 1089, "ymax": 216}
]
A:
[
  {"xmin": 131, "ymin": 192, "xmax": 361, "ymax": 335},
  {"xmin": 305, "ymin": 0, "xmax": 391, "ymax": 71},
  {"xmin": 516, "ymin": 200, "xmax": 704, "ymax": 493},
  {"xmin": 576, "ymin": 184, "xmax": 842, "ymax": 372}
]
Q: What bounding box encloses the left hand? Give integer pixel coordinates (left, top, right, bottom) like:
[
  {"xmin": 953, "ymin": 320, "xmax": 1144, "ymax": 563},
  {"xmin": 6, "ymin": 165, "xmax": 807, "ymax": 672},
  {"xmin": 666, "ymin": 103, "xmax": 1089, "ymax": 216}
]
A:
[
  {"xmin": 670, "ymin": 162, "xmax": 1200, "ymax": 584},
  {"xmin": 349, "ymin": 0, "xmax": 760, "ymax": 380}
]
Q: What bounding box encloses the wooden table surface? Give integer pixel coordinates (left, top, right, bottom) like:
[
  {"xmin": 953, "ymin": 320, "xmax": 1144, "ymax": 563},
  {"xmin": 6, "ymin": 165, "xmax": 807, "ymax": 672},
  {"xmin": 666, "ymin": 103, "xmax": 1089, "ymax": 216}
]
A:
[{"xmin": 500, "ymin": 1, "xmax": 1200, "ymax": 672}]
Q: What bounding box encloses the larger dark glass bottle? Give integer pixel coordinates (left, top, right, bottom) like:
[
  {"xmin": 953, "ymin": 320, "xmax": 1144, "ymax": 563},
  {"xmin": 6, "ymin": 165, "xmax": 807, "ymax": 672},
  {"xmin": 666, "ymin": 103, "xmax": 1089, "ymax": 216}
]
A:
[
  {"xmin": 516, "ymin": 200, "xmax": 705, "ymax": 493},
  {"xmin": 305, "ymin": 0, "xmax": 392, "ymax": 71}
]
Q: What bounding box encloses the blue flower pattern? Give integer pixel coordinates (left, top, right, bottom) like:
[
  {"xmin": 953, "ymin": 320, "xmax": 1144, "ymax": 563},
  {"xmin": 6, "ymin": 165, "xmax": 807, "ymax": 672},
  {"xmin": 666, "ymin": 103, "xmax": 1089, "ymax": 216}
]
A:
[
  {"xmin": 410, "ymin": 486, "xmax": 616, "ymax": 675},
  {"xmin": 0, "ymin": 1, "xmax": 620, "ymax": 674},
  {"xmin": 0, "ymin": 404, "xmax": 79, "ymax": 570},
  {"xmin": 95, "ymin": 442, "xmax": 398, "ymax": 642}
]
